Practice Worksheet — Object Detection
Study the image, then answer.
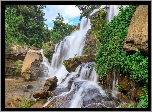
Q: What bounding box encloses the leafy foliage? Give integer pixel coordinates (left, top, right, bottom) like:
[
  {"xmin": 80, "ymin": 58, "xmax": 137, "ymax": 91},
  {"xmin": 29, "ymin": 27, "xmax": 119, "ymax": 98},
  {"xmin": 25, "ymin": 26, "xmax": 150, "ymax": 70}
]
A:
[
  {"xmin": 137, "ymin": 86, "xmax": 148, "ymax": 108},
  {"xmin": 50, "ymin": 13, "xmax": 76, "ymax": 44},
  {"xmin": 5, "ymin": 5, "xmax": 50, "ymax": 48},
  {"xmin": 94, "ymin": 5, "xmax": 148, "ymax": 108},
  {"xmin": 75, "ymin": 5, "xmax": 101, "ymax": 20},
  {"xmin": 18, "ymin": 96, "xmax": 39, "ymax": 108},
  {"xmin": 42, "ymin": 41, "xmax": 54, "ymax": 63},
  {"xmin": 95, "ymin": 5, "xmax": 136, "ymax": 77}
]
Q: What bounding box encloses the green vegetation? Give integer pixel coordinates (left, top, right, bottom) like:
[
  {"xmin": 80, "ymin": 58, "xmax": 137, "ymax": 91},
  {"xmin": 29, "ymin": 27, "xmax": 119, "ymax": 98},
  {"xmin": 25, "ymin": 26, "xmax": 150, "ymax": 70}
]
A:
[
  {"xmin": 94, "ymin": 5, "xmax": 148, "ymax": 108},
  {"xmin": 42, "ymin": 41, "xmax": 54, "ymax": 62},
  {"xmin": 18, "ymin": 96, "xmax": 39, "ymax": 108},
  {"xmin": 5, "ymin": 5, "xmax": 75, "ymax": 60},
  {"xmin": 82, "ymin": 7, "xmax": 107, "ymax": 55},
  {"xmin": 42, "ymin": 13, "xmax": 76, "ymax": 60},
  {"xmin": 75, "ymin": 5, "xmax": 101, "ymax": 20},
  {"xmin": 5, "ymin": 5, "xmax": 50, "ymax": 48},
  {"xmin": 50, "ymin": 13, "xmax": 76, "ymax": 44},
  {"xmin": 5, "ymin": 60, "xmax": 22, "ymax": 76}
]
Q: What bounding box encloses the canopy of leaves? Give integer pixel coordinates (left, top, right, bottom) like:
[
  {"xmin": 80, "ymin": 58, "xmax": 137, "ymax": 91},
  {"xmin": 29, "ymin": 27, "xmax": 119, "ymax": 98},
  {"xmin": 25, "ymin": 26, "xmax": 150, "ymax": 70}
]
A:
[
  {"xmin": 5, "ymin": 5, "xmax": 50, "ymax": 48},
  {"xmin": 50, "ymin": 13, "xmax": 76, "ymax": 43}
]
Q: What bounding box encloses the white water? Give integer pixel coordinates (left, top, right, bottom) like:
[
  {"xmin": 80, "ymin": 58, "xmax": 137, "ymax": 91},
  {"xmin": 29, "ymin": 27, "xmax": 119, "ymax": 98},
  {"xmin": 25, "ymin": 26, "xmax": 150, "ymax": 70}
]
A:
[
  {"xmin": 41, "ymin": 5, "xmax": 129, "ymax": 108},
  {"xmin": 90, "ymin": 5, "xmax": 128, "ymax": 22},
  {"xmin": 46, "ymin": 17, "xmax": 91, "ymax": 85}
]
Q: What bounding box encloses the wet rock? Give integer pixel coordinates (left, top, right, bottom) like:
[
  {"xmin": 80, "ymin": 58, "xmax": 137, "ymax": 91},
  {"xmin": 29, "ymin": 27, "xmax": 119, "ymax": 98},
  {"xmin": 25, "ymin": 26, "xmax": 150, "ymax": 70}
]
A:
[
  {"xmin": 63, "ymin": 54, "xmax": 95, "ymax": 72},
  {"xmin": 74, "ymin": 81, "xmax": 85, "ymax": 89},
  {"xmin": 27, "ymin": 85, "xmax": 34, "ymax": 89},
  {"xmin": 118, "ymin": 75, "xmax": 131, "ymax": 92},
  {"xmin": 82, "ymin": 103, "xmax": 104, "ymax": 108},
  {"xmin": 68, "ymin": 80, "xmax": 73, "ymax": 90},
  {"xmin": 24, "ymin": 89, "xmax": 29, "ymax": 92},
  {"xmin": 43, "ymin": 76, "xmax": 58, "ymax": 91},
  {"xmin": 123, "ymin": 5, "xmax": 148, "ymax": 55},
  {"xmin": 127, "ymin": 87, "xmax": 144, "ymax": 101},
  {"xmin": 52, "ymin": 87, "xmax": 69, "ymax": 96},
  {"xmin": 33, "ymin": 89, "xmax": 48, "ymax": 99}
]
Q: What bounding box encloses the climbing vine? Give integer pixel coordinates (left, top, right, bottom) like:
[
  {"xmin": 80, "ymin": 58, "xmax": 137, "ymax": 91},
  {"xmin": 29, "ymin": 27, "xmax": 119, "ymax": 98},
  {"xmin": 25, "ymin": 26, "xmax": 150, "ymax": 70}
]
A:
[{"xmin": 95, "ymin": 5, "xmax": 148, "ymax": 108}]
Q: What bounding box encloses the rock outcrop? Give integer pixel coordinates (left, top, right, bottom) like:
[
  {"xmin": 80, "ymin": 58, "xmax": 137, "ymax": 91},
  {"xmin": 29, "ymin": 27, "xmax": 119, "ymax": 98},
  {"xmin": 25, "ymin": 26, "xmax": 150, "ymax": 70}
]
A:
[
  {"xmin": 33, "ymin": 76, "xmax": 58, "ymax": 99},
  {"xmin": 21, "ymin": 50, "xmax": 46, "ymax": 81},
  {"xmin": 63, "ymin": 54, "xmax": 95, "ymax": 72},
  {"xmin": 5, "ymin": 44, "xmax": 30, "ymax": 78},
  {"xmin": 5, "ymin": 44, "xmax": 29, "ymax": 61},
  {"xmin": 123, "ymin": 5, "xmax": 148, "ymax": 55},
  {"xmin": 99, "ymin": 71, "xmax": 144, "ymax": 102}
]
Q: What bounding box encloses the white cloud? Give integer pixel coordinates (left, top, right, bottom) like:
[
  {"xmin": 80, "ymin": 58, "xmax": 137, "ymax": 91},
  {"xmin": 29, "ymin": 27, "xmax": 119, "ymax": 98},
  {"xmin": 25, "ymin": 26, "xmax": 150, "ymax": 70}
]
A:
[
  {"xmin": 69, "ymin": 21, "xmax": 73, "ymax": 25},
  {"xmin": 48, "ymin": 27, "xmax": 52, "ymax": 30},
  {"xmin": 43, "ymin": 5, "xmax": 81, "ymax": 25}
]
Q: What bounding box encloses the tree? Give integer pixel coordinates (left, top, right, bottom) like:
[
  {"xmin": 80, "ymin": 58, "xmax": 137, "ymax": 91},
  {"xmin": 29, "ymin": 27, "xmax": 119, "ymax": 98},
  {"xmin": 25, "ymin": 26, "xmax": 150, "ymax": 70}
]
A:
[
  {"xmin": 75, "ymin": 5, "xmax": 101, "ymax": 20},
  {"xmin": 5, "ymin": 5, "xmax": 50, "ymax": 48},
  {"xmin": 50, "ymin": 13, "xmax": 76, "ymax": 43}
]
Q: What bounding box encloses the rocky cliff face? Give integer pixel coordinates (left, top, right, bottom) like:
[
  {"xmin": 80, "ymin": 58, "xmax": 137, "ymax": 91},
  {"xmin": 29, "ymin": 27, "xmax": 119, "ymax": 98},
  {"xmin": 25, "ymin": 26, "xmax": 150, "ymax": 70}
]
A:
[
  {"xmin": 5, "ymin": 44, "xmax": 30, "ymax": 78},
  {"xmin": 21, "ymin": 50, "xmax": 49, "ymax": 81},
  {"xmin": 123, "ymin": 5, "xmax": 148, "ymax": 55}
]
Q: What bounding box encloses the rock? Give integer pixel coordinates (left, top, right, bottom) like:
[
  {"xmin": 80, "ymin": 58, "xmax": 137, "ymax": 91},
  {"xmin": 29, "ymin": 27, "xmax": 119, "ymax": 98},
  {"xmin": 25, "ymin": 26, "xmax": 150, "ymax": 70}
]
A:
[
  {"xmin": 33, "ymin": 89, "xmax": 48, "ymax": 99},
  {"xmin": 43, "ymin": 76, "xmax": 58, "ymax": 91},
  {"xmin": 127, "ymin": 87, "xmax": 144, "ymax": 100},
  {"xmin": 21, "ymin": 51, "xmax": 41, "ymax": 73},
  {"xmin": 21, "ymin": 50, "xmax": 47, "ymax": 81},
  {"xmin": 118, "ymin": 75, "xmax": 131, "ymax": 92},
  {"xmin": 27, "ymin": 85, "xmax": 34, "ymax": 89},
  {"xmin": 5, "ymin": 44, "xmax": 29, "ymax": 61},
  {"xmin": 33, "ymin": 76, "xmax": 58, "ymax": 99},
  {"xmin": 123, "ymin": 5, "xmax": 148, "ymax": 55},
  {"xmin": 63, "ymin": 54, "xmax": 95, "ymax": 72}
]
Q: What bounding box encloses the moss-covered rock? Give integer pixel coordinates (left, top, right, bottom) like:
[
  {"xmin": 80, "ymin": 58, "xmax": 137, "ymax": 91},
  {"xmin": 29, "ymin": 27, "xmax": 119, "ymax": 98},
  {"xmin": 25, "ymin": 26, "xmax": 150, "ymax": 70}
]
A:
[{"xmin": 63, "ymin": 54, "xmax": 95, "ymax": 72}]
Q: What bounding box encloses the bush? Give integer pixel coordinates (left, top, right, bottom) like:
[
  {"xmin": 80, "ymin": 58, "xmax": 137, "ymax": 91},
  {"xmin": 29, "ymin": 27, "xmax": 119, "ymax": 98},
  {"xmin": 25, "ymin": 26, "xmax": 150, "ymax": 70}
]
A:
[{"xmin": 95, "ymin": 5, "xmax": 148, "ymax": 108}]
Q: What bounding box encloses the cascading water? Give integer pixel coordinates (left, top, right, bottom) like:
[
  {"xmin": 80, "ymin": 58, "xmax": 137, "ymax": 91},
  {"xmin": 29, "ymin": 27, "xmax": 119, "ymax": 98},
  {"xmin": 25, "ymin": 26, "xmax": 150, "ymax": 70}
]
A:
[
  {"xmin": 40, "ymin": 5, "xmax": 130, "ymax": 108},
  {"xmin": 47, "ymin": 17, "xmax": 91, "ymax": 85}
]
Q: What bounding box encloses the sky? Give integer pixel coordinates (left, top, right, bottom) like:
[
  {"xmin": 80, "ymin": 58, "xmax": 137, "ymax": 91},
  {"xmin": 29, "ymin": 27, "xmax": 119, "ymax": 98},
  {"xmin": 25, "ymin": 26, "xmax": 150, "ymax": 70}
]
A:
[{"xmin": 43, "ymin": 5, "xmax": 82, "ymax": 30}]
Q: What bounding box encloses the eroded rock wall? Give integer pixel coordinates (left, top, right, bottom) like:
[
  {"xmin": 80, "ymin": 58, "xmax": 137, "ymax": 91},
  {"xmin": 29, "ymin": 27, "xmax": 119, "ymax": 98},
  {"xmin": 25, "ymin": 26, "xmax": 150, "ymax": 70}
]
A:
[{"xmin": 123, "ymin": 5, "xmax": 148, "ymax": 55}]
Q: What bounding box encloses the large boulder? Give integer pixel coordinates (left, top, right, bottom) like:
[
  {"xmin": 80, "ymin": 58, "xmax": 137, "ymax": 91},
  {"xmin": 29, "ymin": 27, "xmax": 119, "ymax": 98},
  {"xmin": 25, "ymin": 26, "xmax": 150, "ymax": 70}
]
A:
[
  {"xmin": 33, "ymin": 89, "xmax": 48, "ymax": 99},
  {"xmin": 123, "ymin": 5, "xmax": 148, "ymax": 55},
  {"xmin": 33, "ymin": 76, "xmax": 58, "ymax": 99},
  {"xmin": 21, "ymin": 50, "xmax": 44, "ymax": 81},
  {"xmin": 43, "ymin": 76, "xmax": 58, "ymax": 91},
  {"xmin": 63, "ymin": 54, "xmax": 95, "ymax": 72}
]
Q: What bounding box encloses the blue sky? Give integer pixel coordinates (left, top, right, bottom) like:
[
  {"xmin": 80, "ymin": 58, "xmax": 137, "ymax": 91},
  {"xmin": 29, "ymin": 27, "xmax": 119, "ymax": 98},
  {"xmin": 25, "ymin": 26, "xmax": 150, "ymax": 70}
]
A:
[{"xmin": 43, "ymin": 5, "xmax": 82, "ymax": 30}]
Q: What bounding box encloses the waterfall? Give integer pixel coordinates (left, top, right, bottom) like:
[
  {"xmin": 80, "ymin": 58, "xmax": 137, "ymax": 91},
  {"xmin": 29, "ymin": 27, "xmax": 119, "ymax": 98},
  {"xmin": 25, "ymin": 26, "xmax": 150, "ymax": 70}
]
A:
[
  {"xmin": 44, "ymin": 17, "xmax": 91, "ymax": 85},
  {"xmin": 40, "ymin": 5, "xmax": 129, "ymax": 108}
]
